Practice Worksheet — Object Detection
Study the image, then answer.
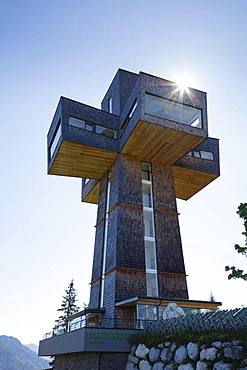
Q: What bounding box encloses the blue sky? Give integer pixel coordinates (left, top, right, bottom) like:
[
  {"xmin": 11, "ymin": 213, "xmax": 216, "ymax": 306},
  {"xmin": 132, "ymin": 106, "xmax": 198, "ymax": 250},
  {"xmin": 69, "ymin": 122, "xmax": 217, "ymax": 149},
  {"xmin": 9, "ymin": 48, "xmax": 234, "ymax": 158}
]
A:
[{"xmin": 0, "ymin": 0, "xmax": 247, "ymax": 344}]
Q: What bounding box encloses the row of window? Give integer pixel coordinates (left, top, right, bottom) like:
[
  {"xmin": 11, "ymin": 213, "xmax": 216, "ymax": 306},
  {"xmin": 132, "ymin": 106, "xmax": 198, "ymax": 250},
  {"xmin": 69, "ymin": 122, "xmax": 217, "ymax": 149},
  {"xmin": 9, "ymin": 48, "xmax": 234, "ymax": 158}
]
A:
[
  {"xmin": 144, "ymin": 93, "xmax": 203, "ymax": 129},
  {"xmin": 68, "ymin": 117, "xmax": 116, "ymax": 139},
  {"xmin": 186, "ymin": 150, "xmax": 214, "ymax": 161},
  {"xmin": 100, "ymin": 173, "xmax": 111, "ymax": 308},
  {"xmin": 141, "ymin": 163, "xmax": 159, "ymax": 298}
]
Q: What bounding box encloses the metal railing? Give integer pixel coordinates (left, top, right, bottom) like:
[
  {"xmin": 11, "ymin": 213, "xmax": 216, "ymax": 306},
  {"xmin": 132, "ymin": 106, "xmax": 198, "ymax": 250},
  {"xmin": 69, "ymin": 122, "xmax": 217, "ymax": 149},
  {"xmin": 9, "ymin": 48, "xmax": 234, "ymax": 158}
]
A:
[{"xmin": 43, "ymin": 317, "xmax": 144, "ymax": 339}]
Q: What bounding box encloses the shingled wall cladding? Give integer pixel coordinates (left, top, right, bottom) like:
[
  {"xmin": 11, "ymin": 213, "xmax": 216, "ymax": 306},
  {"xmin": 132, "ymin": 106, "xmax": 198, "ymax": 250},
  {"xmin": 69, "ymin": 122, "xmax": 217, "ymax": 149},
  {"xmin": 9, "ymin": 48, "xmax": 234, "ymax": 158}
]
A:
[{"xmin": 54, "ymin": 352, "xmax": 128, "ymax": 370}]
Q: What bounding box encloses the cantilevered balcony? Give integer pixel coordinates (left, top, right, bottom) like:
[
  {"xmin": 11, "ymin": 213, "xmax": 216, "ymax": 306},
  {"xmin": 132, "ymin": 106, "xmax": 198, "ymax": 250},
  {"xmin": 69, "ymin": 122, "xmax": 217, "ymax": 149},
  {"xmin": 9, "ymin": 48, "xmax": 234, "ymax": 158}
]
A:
[
  {"xmin": 47, "ymin": 97, "xmax": 119, "ymax": 179},
  {"xmin": 120, "ymin": 72, "xmax": 208, "ymax": 164},
  {"xmin": 173, "ymin": 137, "xmax": 220, "ymax": 200}
]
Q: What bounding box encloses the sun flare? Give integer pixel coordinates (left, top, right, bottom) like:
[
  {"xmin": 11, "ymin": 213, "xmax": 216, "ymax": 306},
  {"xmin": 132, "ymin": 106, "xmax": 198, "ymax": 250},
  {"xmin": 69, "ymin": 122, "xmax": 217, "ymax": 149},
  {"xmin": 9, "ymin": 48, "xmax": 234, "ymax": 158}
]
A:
[{"xmin": 175, "ymin": 72, "xmax": 195, "ymax": 93}]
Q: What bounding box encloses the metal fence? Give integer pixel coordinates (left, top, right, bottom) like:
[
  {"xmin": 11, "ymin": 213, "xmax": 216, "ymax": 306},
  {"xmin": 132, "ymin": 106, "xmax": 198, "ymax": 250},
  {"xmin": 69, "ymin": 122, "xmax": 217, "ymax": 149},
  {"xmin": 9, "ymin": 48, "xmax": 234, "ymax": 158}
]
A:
[
  {"xmin": 43, "ymin": 317, "xmax": 143, "ymax": 339},
  {"xmin": 144, "ymin": 308, "xmax": 247, "ymax": 335}
]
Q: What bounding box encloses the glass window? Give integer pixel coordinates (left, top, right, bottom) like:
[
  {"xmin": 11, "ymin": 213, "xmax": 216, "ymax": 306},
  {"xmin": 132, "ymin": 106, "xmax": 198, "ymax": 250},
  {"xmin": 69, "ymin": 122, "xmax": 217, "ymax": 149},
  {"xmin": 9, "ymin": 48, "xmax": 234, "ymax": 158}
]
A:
[
  {"xmin": 121, "ymin": 100, "xmax": 137, "ymax": 132},
  {"xmin": 108, "ymin": 97, "xmax": 112, "ymax": 113},
  {"xmin": 142, "ymin": 183, "xmax": 153, "ymax": 208},
  {"xmin": 143, "ymin": 210, "xmax": 154, "ymax": 237},
  {"xmin": 50, "ymin": 122, "xmax": 62, "ymax": 159},
  {"xmin": 96, "ymin": 125, "xmax": 116, "ymax": 139},
  {"xmin": 144, "ymin": 93, "xmax": 202, "ymax": 129},
  {"xmin": 68, "ymin": 117, "xmax": 86, "ymax": 129},
  {"xmin": 141, "ymin": 162, "xmax": 152, "ymax": 181},
  {"xmin": 200, "ymin": 150, "xmax": 214, "ymax": 160},
  {"xmin": 100, "ymin": 174, "xmax": 111, "ymax": 308},
  {"xmin": 144, "ymin": 239, "xmax": 157, "ymax": 270},
  {"xmin": 146, "ymin": 273, "xmax": 159, "ymax": 297},
  {"xmin": 129, "ymin": 100, "xmax": 137, "ymax": 118},
  {"xmin": 194, "ymin": 151, "xmax": 200, "ymax": 158},
  {"xmin": 85, "ymin": 123, "xmax": 93, "ymax": 132}
]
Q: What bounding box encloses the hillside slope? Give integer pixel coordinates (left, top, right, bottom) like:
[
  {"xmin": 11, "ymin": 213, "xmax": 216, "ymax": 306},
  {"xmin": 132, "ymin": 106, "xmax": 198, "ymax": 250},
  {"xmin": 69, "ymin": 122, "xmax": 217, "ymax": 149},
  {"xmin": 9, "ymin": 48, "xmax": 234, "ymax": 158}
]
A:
[{"xmin": 0, "ymin": 336, "xmax": 49, "ymax": 370}]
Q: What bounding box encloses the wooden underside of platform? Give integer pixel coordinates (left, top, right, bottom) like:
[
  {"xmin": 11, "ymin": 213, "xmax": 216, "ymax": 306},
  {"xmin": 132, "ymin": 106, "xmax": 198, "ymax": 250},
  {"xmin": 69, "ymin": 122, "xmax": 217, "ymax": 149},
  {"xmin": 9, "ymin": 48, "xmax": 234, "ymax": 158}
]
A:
[
  {"xmin": 49, "ymin": 141, "xmax": 117, "ymax": 179},
  {"xmin": 173, "ymin": 166, "xmax": 217, "ymax": 200},
  {"xmin": 122, "ymin": 121, "xmax": 205, "ymax": 164},
  {"xmin": 83, "ymin": 181, "xmax": 100, "ymax": 204},
  {"xmin": 82, "ymin": 165, "xmax": 217, "ymax": 204}
]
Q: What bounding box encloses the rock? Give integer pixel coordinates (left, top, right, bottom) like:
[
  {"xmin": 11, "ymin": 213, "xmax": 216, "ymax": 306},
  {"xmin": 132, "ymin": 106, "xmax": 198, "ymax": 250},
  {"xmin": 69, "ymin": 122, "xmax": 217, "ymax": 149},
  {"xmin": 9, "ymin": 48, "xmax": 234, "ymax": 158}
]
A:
[
  {"xmin": 170, "ymin": 342, "xmax": 177, "ymax": 352},
  {"xmin": 224, "ymin": 345, "xmax": 244, "ymax": 359},
  {"xmin": 163, "ymin": 303, "xmax": 186, "ymax": 320},
  {"xmin": 232, "ymin": 340, "xmax": 241, "ymax": 346},
  {"xmin": 128, "ymin": 354, "xmax": 139, "ymax": 364},
  {"xmin": 196, "ymin": 361, "xmax": 208, "ymax": 370},
  {"xmin": 164, "ymin": 341, "xmax": 171, "ymax": 347},
  {"xmin": 161, "ymin": 347, "xmax": 173, "ymax": 363},
  {"xmin": 241, "ymin": 359, "xmax": 247, "ymax": 366},
  {"xmin": 212, "ymin": 341, "xmax": 222, "ymax": 349},
  {"xmin": 135, "ymin": 344, "xmax": 149, "ymax": 359},
  {"xmin": 213, "ymin": 361, "xmax": 233, "ymax": 370},
  {"xmin": 200, "ymin": 347, "xmax": 218, "ymax": 361},
  {"xmin": 187, "ymin": 342, "xmax": 199, "ymax": 361},
  {"xmin": 222, "ymin": 342, "xmax": 232, "ymax": 348},
  {"xmin": 164, "ymin": 365, "xmax": 174, "ymax": 370},
  {"xmin": 153, "ymin": 362, "xmax": 165, "ymax": 370},
  {"xmin": 158, "ymin": 343, "xmax": 164, "ymax": 348},
  {"xmin": 139, "ymin": 360, "xmax": 152, "ymax": 370},
  {"xmin": 126, "ymin": 362, "xmax": 136, "ymax": 370},
  {"xmin": 178, "ymin": 365, "xmax": 194, "ymax": 370},
  {"xmin": 149, "ymin": 347, "xmax": 161, "ymax": 363},
  {"xmin": 130, "ymin": 345, "xmax": 136, "ymax": 355},
  {"xmin": 174, "ymin": 345, "xmax": 187, "ymax": 364}
]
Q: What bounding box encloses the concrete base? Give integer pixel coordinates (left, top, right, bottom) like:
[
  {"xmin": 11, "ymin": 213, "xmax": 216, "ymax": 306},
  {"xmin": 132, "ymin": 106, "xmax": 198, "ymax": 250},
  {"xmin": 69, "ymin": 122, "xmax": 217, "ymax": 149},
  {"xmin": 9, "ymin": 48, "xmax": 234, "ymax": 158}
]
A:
[{"xmin": 53, "ymin": 352, "xmax": 128, "ymax": 370}]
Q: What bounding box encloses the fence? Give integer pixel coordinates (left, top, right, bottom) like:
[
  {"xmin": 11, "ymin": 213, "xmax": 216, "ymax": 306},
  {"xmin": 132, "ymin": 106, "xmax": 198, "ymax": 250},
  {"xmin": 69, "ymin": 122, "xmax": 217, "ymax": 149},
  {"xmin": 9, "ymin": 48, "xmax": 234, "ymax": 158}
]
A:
[{"xmin": 144, "ymin": 307, "xmax": 247, "ymax": 336}]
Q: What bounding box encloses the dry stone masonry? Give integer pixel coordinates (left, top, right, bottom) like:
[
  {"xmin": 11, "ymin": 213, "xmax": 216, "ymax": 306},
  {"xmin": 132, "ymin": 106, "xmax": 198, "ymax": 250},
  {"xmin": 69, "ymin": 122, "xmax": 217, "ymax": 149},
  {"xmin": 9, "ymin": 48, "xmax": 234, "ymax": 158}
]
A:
[{"xmin": 126, "ymin": 340, "xmax": 247, "ymax": 370}]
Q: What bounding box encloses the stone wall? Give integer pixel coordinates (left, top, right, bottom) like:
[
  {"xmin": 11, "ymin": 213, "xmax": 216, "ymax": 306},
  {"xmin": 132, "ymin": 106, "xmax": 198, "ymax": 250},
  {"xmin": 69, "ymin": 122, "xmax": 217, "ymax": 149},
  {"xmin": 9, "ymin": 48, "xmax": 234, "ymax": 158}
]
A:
[{"xmin": 126, "ymin": 341, "xmax": 247, "ymax": 370}]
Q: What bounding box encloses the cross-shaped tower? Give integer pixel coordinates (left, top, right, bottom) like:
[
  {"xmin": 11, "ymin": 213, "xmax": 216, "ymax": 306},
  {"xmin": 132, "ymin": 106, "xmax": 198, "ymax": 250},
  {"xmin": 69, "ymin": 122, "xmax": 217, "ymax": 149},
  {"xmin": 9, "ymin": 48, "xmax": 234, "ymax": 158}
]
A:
[{"xmin": 47, "ymin": 69, "xmax": 220, "ymax": 326}]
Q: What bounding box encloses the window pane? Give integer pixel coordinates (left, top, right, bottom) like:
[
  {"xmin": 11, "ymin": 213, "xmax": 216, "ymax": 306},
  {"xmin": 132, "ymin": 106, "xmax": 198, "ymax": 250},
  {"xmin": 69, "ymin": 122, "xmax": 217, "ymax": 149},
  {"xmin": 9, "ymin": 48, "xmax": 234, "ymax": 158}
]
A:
[
  {"xmin": 85, "ymin": 123, "xmax": 93, "ymax": 132},
  {"xmin": 145, "ymin": 93, "xmax": 202, "ymax": 129},
  {"xmin": 96, "ymin": 125, "xmax": 116, "ymax": 139},
  {"xmin": 108, "ymin": 97, "xmax": 112, "ymax": 113},
  {"xmin": 129, "ymin": 100, "xmax": 137, "ymax": 118},
  {"xmin": 145, "ymin": 240, "xmax": 157, "ymax": 270},
  {"xmin": 142, "ymin": 183, "xmax": 152, "ymax": 207},
  {"xmin": 143, "ymin": 210, "xmax": 154, "ymax": 237},
  {"xmin": 200, "ymin": 150, "xmax": 213, "ymax": 160},
  {"xmin": 68, "ymin": 117, "xmax": 86, "ymax": 129},
  {"xmin": 146, "ymin": 273, "xmax": 158, "ymax": 297},
  {"xmin": 193, "ymin": 151, "xmax": 200, "ymax": 158},
  {"xmin": 50, "ymin": 123, "xmax": 61, "ymax": 159}
]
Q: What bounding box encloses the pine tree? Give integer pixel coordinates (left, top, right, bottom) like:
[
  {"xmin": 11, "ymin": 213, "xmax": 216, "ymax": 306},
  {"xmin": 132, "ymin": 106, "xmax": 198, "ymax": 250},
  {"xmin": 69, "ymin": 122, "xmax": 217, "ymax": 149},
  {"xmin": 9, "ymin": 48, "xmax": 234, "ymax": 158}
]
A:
[
  {"xmin": 225, "ymin": 203, "xmax": 247, "ymax": 281},
  {"xmin": 210, "ymin": 291, "xmax": 215, "ymax": 302},
  {"xmin": 54, "ymin": 280, "xmax": 80, "ymax": 333}
]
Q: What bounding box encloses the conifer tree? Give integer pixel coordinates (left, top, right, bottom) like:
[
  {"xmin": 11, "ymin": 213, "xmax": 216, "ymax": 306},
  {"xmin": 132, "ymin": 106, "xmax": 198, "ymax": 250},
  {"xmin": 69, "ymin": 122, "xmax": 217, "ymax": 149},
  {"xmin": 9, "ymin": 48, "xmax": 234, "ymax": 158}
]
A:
[{"xmin": 54, "ymin": 280, "xmax": 80, "ymax": 333}]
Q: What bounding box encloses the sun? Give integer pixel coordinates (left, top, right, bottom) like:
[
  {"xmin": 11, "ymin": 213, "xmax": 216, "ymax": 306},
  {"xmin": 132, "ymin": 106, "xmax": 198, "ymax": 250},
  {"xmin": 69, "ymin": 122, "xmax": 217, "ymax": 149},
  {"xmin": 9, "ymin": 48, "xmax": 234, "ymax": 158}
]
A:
[{"xmin": 175, "ymin": 72, "xmax": 196, "ymax": 93}]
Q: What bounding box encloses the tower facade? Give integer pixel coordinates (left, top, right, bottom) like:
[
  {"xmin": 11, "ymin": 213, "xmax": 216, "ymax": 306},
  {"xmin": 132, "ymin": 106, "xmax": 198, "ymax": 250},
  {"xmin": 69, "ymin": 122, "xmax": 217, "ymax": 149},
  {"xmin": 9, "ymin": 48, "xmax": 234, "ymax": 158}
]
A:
[{"xmin": 47, "ymin": 69, "xmax": 220, "ymax": 325}]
